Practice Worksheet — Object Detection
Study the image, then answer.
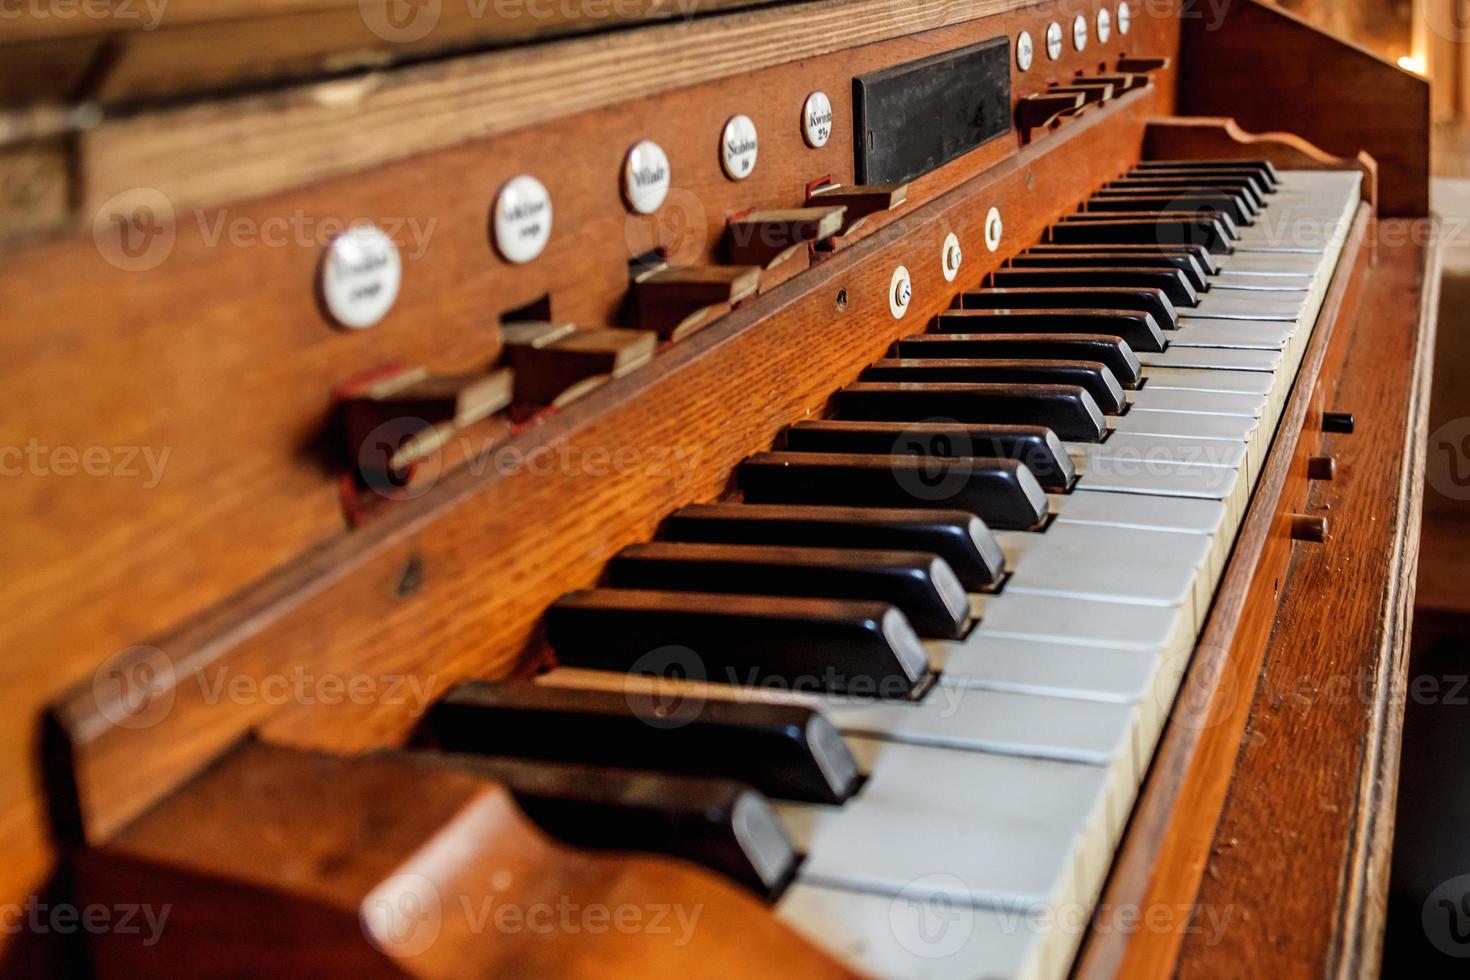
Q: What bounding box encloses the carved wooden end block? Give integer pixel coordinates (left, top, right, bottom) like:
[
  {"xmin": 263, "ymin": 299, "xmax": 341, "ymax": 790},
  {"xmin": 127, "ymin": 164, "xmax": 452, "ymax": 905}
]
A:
[{"xmin": 75, "ymin": 742, "xmax": 852, "ymax": 979}]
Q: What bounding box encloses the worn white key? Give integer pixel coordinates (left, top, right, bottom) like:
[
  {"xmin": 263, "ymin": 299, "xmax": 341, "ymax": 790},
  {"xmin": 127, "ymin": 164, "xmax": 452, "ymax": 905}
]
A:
[
  {"xmin": 971, "ymin": 591, "xmax": 1192, "ymax": 657},
  {"xmin": 1068, "ymin": 431, "xmax": 1247, "ymax": 469},
  {"xmin": 1213, "ymin": 273, "xmax": 1314, "ymax": 291},
  {"xmin": 1214, "ymin": 250, "xmax": 1325, "ymax": 276},
  {"xmin": 542, "ymin": 667, "xmax": 1141, "ymax": 769},
  {"xmin": 775, "ymin": 738, "xmax": 1117, "ymax": 914},
  {"xmin": 1074, "ymin": 458, "xmax": 1246, "ymax": 527},
  {"xmin": 1168, "ymin": 321, "xmax": 1293, "ymax": 350},
  {"xmin": 777, "ymin": 883, "xmax": 1050, "ymax": 980},
  {"xmin": 1136, "ymin": 345, "xmax": 1283, "ymax": 373},
  {"xmin": 1108, "ymin": 410, "xmax": 1260, "ymax": 487},
  {"xmin": 1141, "ymin": 366, "xmax": 1275, "ymax": 395},
  {"xmin": 934, "ymin": 633, "xmax": 1161, "ymax": 702},
  {"xmin": 1189, "ymin": 291, "xmax": 1305, "ymax": 322},
  {"xmin": 1048, "ymin": 489, "xmax": 1231, "ymax": 582},
  {"xmin": 994, "ymin": 524, "xmax": 1211, "ymax": 623},
  {"xmin": 1128, "ymin": 387, "xmax": 1267, "ymax": 418}
]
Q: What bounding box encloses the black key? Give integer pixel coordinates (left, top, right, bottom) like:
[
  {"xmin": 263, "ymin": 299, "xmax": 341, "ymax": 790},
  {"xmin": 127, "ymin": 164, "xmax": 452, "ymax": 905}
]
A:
[
  {"xmin": 1025, "ymin": 241, "xmax": 1221, "ymax": 276},
  {"xmin": 835, "ymin": 381, "xmax": 1106, "ymax": 442},
  {"xmin": 962, "ymin": 286, "xmax": 1178, "ymax": 331},
  {"xmin": 1106, "ymin": 175, "xmax": 1264, "ymax": 208},
  {"xmin": 606, "ymin": 541, "xmax": 970, "ymax": 639},
  {"xmin": 988, "ymin": 265, "xmax": 1197, "ymax": 307},
  {"xmin": 1135, "ymin": 158, "xmax": 1279, "ymax": 188},
  {"xmin": 935, "ymin": 308, "xmax": 1166, "ymax": 353},
  {"xmin": 1063, "ymin": 209, "xmax": 1240, "ymax": 242},
  {"xmin": 430, "ymin": 681, "xmax": 861, "ymax": 805},
  {"xmin": 548, "ymin": 588, "xmax": 932, "ymax": 698},
  {"xmin": 739, "ymin": 451, "xmax": 1049, "ymax": 530},
  {"xmin": 893, "ymin": 332, "xmax": 1142, "ymax": 387},
  {"xmin": 407, "ymin": 750, "xmax": 797, "ymax": 897},
  {"xmin": 1011, "ymin": 249, "xmax": 1211, "ymax": 292},
  {"xmin": 783, "ymin": 418, "xmax": 1076, "ymax": 492},
  {"xmin": 1047, "ymin": 215, "xmax": 1235, "ymax": 254},
  {"xmin": 1123, "ymin": 164, "xmax": 1273, "ymax": 191},
  {"xmin": 861, "ymin": 358, "xmax": 1126, "ymax": 414},
  {"xmin": 1119, "ymin": 169, "xmax": 1273, "ymax": 199},
  {"xmin": 1087, "ymin": 192, "xmax": 1254, "ymax": 226},
  {"xmin": 662, "ymin": 502, "xmax": 1006, "ymax": 590}
]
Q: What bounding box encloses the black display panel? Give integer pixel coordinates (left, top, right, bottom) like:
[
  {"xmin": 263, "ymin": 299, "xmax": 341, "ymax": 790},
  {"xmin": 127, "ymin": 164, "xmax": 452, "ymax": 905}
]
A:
[{"xmin": 853, "ymin": 37, "xmax": 1012, "ymax": 184}]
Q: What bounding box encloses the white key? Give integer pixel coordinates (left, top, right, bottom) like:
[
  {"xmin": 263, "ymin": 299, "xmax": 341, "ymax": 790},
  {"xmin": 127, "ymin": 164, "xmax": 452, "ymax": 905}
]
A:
[
  {"xmin": 1111, "ymin": 412, "xmax": 1260, "ymax": 490},
  {"xmin": 1189, "ymin": 291, "xmax": 1305, "ymax": 322},
  {"xmin": 1128, "ymin": 387, "xmax": 1267, "ymax": 418},
  {"xmin": 1168, "ymin": 321, "xmax": 1293, "ymax": 349},
  {"xmin": 970, "ymin": 591, "xmax": 1192, "ymax": 656},
  {"xmin": 1051, "ymin": 488, "xmax": 1232, "ymax": 581},
  {"xmin": 541, "ymin": 668, "xmax": 1141, "ymax": 768},
  {"xmin": 1140, "ymin": 366, "xmax": 1275, "ymax": 395},
  {"xmin": 1215, "ymin": 250, "xmax": 1325, "ymax": 276},
  {"xmin": 934, "ymin": 633, "xmax": 1161, "ymax": 702},
  {"xmin": 1067, "ymin": 431, "xmax": 1247, "ymax": 469},
  {"xmin": 777, "ymin": 883, "xmax": 1051, "ymax": 980},
  {"xmin": 994, "ymin": 524, "xmax": 1211, "ymax": 622},
  {"xmin": 1212, "ymin": 273, "xmax": 1314, "ymax": 291},
  {"xmin": 775, "ymin": 738, "xmax": 1116, "ymax": 914},
  {"xmin": 1136, "ymin": 345, "xmax": 1283, "ymax": 373}
]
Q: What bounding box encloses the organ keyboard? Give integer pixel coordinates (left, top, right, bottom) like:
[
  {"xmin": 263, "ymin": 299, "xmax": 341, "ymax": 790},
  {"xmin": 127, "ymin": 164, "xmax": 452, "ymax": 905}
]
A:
[{"xmin": 0, "ymin": 1, "xmax": 1435, "ymax": 978}]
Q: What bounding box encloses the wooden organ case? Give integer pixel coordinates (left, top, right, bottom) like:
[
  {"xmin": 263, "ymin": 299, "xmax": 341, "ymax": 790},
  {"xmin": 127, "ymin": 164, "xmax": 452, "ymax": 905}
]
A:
[{"xmin": 0, "ymin": 0, "xmax": 1437, "ymax": 977}]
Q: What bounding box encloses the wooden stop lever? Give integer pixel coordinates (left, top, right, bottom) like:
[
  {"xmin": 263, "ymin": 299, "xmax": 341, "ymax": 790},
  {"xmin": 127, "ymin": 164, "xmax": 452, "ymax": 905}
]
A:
[
  {"xmin": 1016, "ymin": 92, "xmax": 1085, "ymax": 137},
  {"xmin": 502, "ymin": 322, "xmax": 657, "ymax": 409},
  {"xmin": 806, "ymin": 182, "xmax": 909, "ymax": 236},
  {"xmin": 634, "ymin": 263, "xmax": 761, "ymax": 341}
]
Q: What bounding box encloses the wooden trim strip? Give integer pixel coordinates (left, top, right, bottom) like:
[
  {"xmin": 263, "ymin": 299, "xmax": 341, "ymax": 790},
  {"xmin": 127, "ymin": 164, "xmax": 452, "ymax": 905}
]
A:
[
  {"xmin": 1331, "ymin": 222, "xmax": 1441, "ymax": 979},
  {"xmin": 73, "ymin": 0, "xmax": 1032, "ymax": 217},
  {"xmin": 1073, "ymin": 201, "xmax": 1374, "ymax": 980}
]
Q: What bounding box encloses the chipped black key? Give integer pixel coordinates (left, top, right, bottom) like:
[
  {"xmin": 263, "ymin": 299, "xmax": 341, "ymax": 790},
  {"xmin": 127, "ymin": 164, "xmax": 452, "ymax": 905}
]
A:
[
  {"xmin": 1047, "ymin": 214, "xmax": 1235, "ymax": 254},
  {"xmin": 835, "ymin": 380, "xmax": 1106, "ymax": 442},
  {"xmin": 1010, "ymin": 249, "xmax": 1211, "ymax": 292}
]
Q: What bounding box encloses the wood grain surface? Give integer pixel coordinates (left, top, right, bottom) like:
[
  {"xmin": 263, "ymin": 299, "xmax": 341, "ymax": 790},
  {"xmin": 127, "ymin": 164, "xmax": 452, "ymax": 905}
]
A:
[{"xmin": 1178, "ymin": 0, "xmax": 1429, "ymax": 217}]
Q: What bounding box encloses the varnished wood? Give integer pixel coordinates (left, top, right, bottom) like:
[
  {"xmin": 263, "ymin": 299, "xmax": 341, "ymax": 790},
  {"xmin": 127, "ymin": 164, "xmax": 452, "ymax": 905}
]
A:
[
  {"xmin": 3, "ymin": 0, "xmax": 1151, "ymax": 231},
  {"xmin": 1177, "ymin": 0, "xmax": 1428, "ymax": 216},
  {"xmin": 1176, "ymin": 221, "xmax": 1439, "ymax": 979},
  {"xmin": 78, "ymin": 741, "xmax": 852, "ymax": 977}
]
